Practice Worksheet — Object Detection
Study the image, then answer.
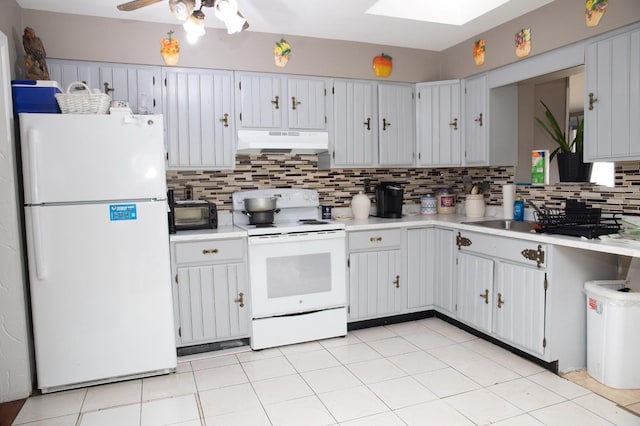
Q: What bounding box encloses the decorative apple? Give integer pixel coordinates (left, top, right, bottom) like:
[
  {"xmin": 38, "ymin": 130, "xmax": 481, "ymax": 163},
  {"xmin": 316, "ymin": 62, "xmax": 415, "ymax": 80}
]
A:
[{"xmin": 372, "ymin": 53, "xmax": 392, "ymax": 78}]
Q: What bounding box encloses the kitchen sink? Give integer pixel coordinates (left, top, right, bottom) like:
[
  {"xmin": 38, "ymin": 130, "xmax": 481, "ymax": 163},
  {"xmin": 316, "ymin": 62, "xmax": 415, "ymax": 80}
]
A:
[{"xmin": 463, "ymin": 219, "xmax": 537, "ymax": 233}]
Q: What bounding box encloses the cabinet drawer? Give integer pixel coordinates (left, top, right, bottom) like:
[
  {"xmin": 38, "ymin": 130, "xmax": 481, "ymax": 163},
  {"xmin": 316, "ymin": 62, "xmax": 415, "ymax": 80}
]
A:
[
  {"xmin": 456, "ymin": 231, "xmax": 546, "ymax": 268},
  {"xmin": 174, "ymin": 238, "xmax": 245, "ymax": 264},
  {"xmin": 349, "ymin": 229, "xmax": 401, "ymax": 251}
]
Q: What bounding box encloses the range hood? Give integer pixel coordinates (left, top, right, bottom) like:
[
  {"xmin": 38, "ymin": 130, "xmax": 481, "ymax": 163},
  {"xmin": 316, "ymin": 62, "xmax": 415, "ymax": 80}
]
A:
[{"xmin": 236, "ymin": 130, "xmax": 329, "ymax": 154}]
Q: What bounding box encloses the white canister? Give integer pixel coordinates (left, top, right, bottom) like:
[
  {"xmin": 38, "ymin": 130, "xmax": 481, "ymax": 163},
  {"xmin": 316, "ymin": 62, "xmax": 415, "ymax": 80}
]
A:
[
  {"xmin": 465, "ymin": 194, "xmax": 486, "ymax": 218},
  {"xmin": 351, "ymin": 191, "xmax": 371, "ymax": 219},
  {"xmin": 420, "ymin": 196, "xmax": 437, "ymax": 215}
]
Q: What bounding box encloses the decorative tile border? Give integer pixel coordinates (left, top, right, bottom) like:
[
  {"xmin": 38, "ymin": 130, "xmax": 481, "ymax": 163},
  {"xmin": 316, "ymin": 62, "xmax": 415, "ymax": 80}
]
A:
[{"xmin": 166, "ymin": 155, "xmax": 640, "ymax": 215}]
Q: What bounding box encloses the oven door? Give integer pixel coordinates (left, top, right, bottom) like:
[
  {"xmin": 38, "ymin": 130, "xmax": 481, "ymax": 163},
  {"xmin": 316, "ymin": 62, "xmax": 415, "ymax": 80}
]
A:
[{"xmin": 248, "ymin": 230, "xmax": 346, "ymax": 318}]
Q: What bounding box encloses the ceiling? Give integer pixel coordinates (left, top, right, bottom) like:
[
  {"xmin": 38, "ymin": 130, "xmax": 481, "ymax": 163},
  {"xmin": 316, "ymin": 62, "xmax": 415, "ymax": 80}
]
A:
[{"xmin": 16, "ymin": 0, "xmax": 555, "ymax": 51}]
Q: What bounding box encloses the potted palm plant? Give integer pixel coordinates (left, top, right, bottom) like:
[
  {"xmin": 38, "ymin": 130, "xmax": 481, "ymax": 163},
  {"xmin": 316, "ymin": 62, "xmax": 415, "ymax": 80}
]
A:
[{"xmin": 535, "ymin": 100, "xmax": 591, "ymax": 182}]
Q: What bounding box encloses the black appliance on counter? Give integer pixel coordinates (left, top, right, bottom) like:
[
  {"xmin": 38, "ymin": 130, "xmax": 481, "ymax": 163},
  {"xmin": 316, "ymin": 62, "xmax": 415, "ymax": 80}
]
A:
[
  {"xmin": 167, "ymin": 189, "xmax": 217, "ymax": 233},
  {"xmin": 376, "ymin": 182, "xmax": 404, "ymax": 218}
]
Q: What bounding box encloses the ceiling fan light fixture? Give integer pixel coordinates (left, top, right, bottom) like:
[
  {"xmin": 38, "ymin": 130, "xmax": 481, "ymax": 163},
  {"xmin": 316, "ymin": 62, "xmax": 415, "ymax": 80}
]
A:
[
  {"xmin": 223, "ymin": 12, "xmax": 249, "ymax": 34},
  {"xmin": 169, "ymin": 0, "xmax": 195, "ymax": 21},
  {"xmin": 213, "ymin": 0, "xmax": 239, "ymax": 22},
  {"xmin": 183, "ymin": 9, "xmax": 206, "ymax": 41}
]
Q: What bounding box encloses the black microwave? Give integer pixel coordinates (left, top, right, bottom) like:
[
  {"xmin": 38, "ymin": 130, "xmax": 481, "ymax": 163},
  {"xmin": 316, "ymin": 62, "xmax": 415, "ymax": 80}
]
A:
[{"xmin": 168, "ymin": 193, "xmax": 217, "ymax": 233}]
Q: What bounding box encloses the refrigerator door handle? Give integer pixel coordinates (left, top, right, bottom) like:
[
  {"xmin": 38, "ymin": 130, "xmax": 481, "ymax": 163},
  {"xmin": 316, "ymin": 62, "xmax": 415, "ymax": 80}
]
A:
[
  {"xmin": 30, "ymin": 208, "xmax": 47, "ymax": 280},
  {"xmin": 27, "ymin": 129, "xmax": 40, "ymax": 202}
]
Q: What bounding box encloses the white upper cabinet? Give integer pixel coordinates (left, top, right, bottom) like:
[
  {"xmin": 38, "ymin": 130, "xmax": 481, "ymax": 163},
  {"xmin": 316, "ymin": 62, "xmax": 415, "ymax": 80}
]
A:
[
  {"xmin": 463, "ymin": 74, "xmax": 488, "ymax": 166},
  {"xmin": 235, "ymin": 72, "xmax": 328, "ymax": 131},
  {"xmin": 287, "ymin": 77, "xmax": 328, "ymax": 130},
  {"xmin": 584, "ymin": 28, "xmax": 640, "ymax": 161},
  {"xmin": 163, "ymin": 67, "xmax": 236, "ymax": 170},
  {"xmin": 416, "ymin": 80, "xmax": 461, "ymax": 167},
  {"xmin": 47, "ymin": 59, "xmax": 161, "ymax": 115},
  {"xmin": 378, "ymin": 83, "xmax": 415, "ymax": 166},
  {"xmin": 331, "ymin": 79, "xmax": 378, "ymax": 167}
]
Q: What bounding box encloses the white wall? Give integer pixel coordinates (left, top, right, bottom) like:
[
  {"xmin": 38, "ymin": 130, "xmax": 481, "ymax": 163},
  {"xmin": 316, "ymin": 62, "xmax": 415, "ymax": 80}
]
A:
[{"xmin": 0, "ymin": 30, "xmax": 32, "ymax": 402}]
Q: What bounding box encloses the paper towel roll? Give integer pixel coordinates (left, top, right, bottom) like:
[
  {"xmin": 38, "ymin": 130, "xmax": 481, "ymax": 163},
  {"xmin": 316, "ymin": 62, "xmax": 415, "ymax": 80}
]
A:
[{"xmin": 503, "ymin": 184, "xmax": 515, "ymax": 219}]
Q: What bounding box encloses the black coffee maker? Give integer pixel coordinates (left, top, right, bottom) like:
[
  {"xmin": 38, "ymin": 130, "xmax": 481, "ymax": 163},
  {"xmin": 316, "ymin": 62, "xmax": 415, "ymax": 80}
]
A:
[{"xmin": 376, "ymin": 182, "xmax": 404, "ymax": 218}]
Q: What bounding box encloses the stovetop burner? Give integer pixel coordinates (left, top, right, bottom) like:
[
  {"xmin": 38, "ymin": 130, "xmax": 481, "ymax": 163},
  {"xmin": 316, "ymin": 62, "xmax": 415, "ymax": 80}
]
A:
[{"xmin": 254, "ymin": 223, "xmax": 275, "ymax": 228}]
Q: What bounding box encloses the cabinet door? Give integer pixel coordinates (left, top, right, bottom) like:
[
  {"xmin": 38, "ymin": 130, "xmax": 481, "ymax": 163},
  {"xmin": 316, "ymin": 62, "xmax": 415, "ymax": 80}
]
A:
[
  {"xmin": 99, "ymin": 64, "xmax": 162, "ymax": 114},
  {"xmin": 432, "ymin": 228, "xmax": 456, "ymax": 315},
  {"xmin": 287, "ymin": 77, "xmax": 327, "ymax": 130},
  {"xmin": 164, "ymin": 68, "xmax": 235, "ymax": 169},
  {"xmin": 176, "ymin": 263, "xmax": 248, "ymax": 346},
  {"xmin": 584, "ymin": 29, "xmax": 640, "ymax": 161},
  {"xmin": 416, "ymin": 81, "xmax": 461, "ymax": 167},
  {"xmin": 378, "ymin": 84, "xmax": 415, "ymax": 166},
  {"xmin": 407, "ymin": 228, "xmax": 454, "ymax": 313},
  {"xmin": 332, "ymin": 80, "xmax": 378, "ymax": 166},
  {"xmin": 236, "ymin": 73, "xmax": 282, "ymax": 129},
  {"xmin": 494, "ymin": 262, "xmax": 546, "ymax": 355},
  {"xmin": 407, "ymin": 229, "xmax": 433, "ymax": 311},
  {"xmin": 47, "ymin": 59, "xmax": 100, "ymax": 94},
  {"xmin": 348, "ymin": 250, "xmax": 401, "ymax": 321},
  {"xmin": 463, "ymin": 74, "xmax": 488, "ymax": 166},
  {"xmin": 456, "ymin": 252, "xmax": 493, "ymax": 333}
]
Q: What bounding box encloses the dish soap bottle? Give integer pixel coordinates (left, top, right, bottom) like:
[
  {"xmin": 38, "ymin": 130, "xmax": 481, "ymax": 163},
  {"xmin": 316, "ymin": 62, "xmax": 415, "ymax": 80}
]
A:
[{"xmin": 513, "ymin": 196, "xmax": 524, "ymax": 221}]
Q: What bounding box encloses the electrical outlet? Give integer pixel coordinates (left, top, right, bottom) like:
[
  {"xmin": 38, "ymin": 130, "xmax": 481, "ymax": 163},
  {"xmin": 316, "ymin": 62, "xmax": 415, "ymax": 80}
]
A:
[
  {"xmin": 364, "ymin": 179, "xmax": 373, "ymax": 193},
  {"xmin": 184, "ymin": 185, "xmax": 193, "ymax": 200}
]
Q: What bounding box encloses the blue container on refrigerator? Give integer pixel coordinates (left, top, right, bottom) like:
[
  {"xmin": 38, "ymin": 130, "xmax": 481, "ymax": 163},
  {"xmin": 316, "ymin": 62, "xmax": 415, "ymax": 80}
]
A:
[{"xmin": 11, "ymin": 80, "xmax": 61, "ymax": 117}]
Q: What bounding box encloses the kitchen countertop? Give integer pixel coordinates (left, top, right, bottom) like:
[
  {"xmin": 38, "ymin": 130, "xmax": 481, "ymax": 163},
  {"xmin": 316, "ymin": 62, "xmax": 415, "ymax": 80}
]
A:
[{"xmin": 170, "ymin": 211, "xmax": 640, "ymax": 258}]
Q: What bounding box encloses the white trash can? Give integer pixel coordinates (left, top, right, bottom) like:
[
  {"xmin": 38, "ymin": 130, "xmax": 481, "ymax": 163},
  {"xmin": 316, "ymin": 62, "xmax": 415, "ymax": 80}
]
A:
[{"xmin": 585, "ymin": 279, "xmax": 640, "ymax": 389}]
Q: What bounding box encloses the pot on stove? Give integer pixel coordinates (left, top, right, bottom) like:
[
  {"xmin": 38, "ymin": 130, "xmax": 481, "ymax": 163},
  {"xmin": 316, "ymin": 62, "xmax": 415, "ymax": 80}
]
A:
[
  {"xmin": 244, "ymin": 196, "xmax": 278, "ymax": 212},
  {"xmin": 241, "ymin": 209, "xmax": 281, "ymax": 225}
]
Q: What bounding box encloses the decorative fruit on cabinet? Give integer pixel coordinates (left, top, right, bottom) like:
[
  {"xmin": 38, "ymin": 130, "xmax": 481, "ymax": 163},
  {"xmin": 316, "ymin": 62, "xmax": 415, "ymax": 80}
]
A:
[
  {"xmin": 372, "ymin": 53, "xmax": 392, "ymax": 77},
  {"xmin": 274, "ymin": 39, "xmax": 292, "ymax": 68},
  {"xmin": 585, "ymin": 0, "xmax": 608, "ymax": 27},
  {"xmin": 473, "ymin": 39, "xmax": 485, "ymax": 67},
  {"xmin": 515, "ymin": 28, "xmax": 531, "ymax": 58},
  {"xmin": 160, "ymin": 31, "xmax": 179, "ymax": 66}
]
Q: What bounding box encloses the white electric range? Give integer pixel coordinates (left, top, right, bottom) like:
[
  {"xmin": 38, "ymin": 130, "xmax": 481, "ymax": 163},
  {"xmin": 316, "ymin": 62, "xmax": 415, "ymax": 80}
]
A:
[{"xmin": 232, "ymin": 189, "xmax": 347, "ymax": 350}]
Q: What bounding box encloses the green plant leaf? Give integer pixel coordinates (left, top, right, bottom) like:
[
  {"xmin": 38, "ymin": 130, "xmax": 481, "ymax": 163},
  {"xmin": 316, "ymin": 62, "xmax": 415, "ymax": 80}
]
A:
[{"xmin": 536, "ymin": 100, "xmax": 573, "ymax": 156}]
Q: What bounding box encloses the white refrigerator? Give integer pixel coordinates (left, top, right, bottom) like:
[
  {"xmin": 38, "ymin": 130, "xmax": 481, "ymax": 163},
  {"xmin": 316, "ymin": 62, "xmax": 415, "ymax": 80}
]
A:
[{"xmin": 20, "ymin": 113, "xmax": 176, "ymax": 393}]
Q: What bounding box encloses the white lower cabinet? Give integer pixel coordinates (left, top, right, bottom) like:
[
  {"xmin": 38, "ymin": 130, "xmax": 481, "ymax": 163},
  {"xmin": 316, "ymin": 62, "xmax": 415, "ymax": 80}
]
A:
[
  {"xmin": 170, "ymin": 237, "xmax": 249, "ymax": 347},
  {"xmin": 494, "ymin": 261, "xmax": 546, "ymax": 356},
  {"xmin": 347, "ymin": 229, "xmax": 403, "ymax": 321},
  {"xmin": 406, "ymin": 227, "xmax": 455, "ymax": 314},
  {"xmin": 456, "ymin": 251, "xmax": 494, "ymax": 334},
  {"xmin": 454, "ymin": 230, "xmax": 617, "ymax": 371}
]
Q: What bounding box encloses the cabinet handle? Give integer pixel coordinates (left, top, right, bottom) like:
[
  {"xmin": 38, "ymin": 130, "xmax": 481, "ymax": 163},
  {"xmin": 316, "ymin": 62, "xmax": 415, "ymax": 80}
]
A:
[
  {"xmin": 382, "ymin": 118, "xmax": 391, "ymax": 131},
  {"xmin": 479, "ymin": 288, "xmax": 489, "ymax": 304},
  {"xmin": 497, "ymin": 292, "xmax": 505, "ymax": 309},
  {"xmin": 474, "ymin": 112, "xmax": 483, "ymax": 127},
  {"xmin": 363, "ymin": 117, "xmax": 371, "ymax": 130},
  {"xmin": 449, "ymin": 118, "xmax": 458, "ymax": 131},
  {"xmin": 202, "ymin": 249, "xmax": 219, "ymax": 255},
  {"xmin": 103, "ymin": 82, "xmax": 115, "ymax": 95},
  {"xmin": 369, "ymin": 236, "xmax": 382, "ymax": 242},
  {"xmin": 291, "ymin": 96, "xmax": 302, "ymax": 110},
  {"xmin": 220, "ymin": 113, "xmax": 229, "ymax": 127},
  {"xmin": 234, "ymin": 292, "xmax": 245, "ymax": 308},
  {"xmin": 393, "ymin": 275, "xmax": 400, "ymax": 288},
  {"xmin": 588, "ymin": 92, "xmax": 598, "ymax": 111},
  {"xmin": 271, "ymin": 95, "xmax": 280, "ymax": 110}
]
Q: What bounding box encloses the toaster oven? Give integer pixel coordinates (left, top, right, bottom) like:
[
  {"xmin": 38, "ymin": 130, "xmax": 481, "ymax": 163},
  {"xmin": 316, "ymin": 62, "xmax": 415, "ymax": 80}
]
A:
[{"xmin": 170, "ymin": 200, "xmax": 218, "ymax": 232}]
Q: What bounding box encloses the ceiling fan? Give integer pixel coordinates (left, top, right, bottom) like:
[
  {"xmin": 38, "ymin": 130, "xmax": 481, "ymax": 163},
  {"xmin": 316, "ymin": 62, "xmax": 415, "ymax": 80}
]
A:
[{"xmin": 116, "ymin": 0, "xmax": 249, "ymax": 38}]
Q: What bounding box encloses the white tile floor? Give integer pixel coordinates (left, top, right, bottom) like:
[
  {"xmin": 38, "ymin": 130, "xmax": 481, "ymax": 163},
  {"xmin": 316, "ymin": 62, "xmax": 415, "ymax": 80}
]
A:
[{"xmin": 12, "ymin": 318, "xmax": 640, "ymax": 426}]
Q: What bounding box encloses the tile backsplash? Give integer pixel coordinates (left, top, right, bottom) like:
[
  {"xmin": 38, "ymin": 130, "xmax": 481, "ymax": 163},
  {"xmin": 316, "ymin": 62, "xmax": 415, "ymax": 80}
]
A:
[{"xmin": 166, "ymin": 155, "xmax": 640, "ymax": 215}]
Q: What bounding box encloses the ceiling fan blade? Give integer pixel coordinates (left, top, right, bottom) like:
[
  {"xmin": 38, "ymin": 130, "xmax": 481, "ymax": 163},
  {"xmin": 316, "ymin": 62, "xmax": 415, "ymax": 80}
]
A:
[{"xmin": 117, "ymin": 0, "xmax": 164, "ymax": 12}]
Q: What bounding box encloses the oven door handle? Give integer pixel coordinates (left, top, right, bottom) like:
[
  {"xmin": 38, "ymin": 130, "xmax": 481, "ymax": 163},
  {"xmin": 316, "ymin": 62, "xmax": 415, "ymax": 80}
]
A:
[{"xmin": 248, "ymin": 230, "xmax": 345, "ymax": 245}]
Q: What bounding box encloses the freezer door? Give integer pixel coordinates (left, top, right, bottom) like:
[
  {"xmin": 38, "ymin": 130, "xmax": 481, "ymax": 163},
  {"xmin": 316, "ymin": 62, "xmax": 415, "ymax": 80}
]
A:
[
  {"xmin": 24, "ymin": 201, "xmax": 176, "ymax": 391},
  {"xmin": 20, "ymin": 113, "xmax": 166, "ymax": 204}
]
